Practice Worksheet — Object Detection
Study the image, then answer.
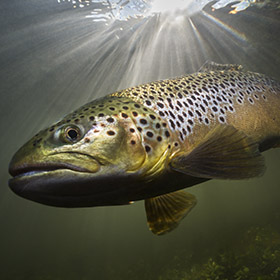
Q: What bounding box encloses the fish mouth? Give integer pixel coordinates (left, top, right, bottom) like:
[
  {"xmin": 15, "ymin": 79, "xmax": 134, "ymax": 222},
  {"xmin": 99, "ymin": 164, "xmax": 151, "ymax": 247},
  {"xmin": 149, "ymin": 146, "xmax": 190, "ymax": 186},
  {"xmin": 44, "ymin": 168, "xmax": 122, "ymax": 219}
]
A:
[
  {"xmin": 8, "ymin": 151, "xmax": 109, "ymax": 207},
  {"xmin": 9, "ymin": 162, "xmax": 93, "ymax": 178},
  {"xmin": 9, "ymin": 151, "xmax": 102, "ymax": 179},
  {"xmin": 8, "ymin": 166, "xmax": 136, "ymax": 208},
  {"xmin": 8, "ymin": 155, "xmax": 136, "ymax": 207}
]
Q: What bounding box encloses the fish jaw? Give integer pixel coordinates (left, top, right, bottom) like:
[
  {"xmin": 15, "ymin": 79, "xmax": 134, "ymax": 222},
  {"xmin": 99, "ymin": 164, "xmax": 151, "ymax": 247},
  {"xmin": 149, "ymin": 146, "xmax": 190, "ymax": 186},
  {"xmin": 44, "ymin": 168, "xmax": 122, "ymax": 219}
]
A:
[
  {"xmin": 8, "ymin": 165, "xmax": 143, "ymax": 207},
  {"xmin": 8, "ymin": 141, "xmax": 110, "ymax": 207},
  {"xmin": 8, "ymin": 144, "xmax": 142, "ymax": 207}
]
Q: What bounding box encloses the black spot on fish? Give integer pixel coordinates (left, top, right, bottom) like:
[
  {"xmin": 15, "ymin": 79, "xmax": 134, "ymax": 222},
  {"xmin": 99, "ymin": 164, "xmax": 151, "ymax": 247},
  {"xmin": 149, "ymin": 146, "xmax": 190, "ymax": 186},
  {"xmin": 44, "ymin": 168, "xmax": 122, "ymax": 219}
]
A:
[
  {"xmin": 145, "ymin": 145, "xmax": 151, "ymax": 153},
  {"xmin": 146, "ymin": 131, "xmax": 154, "ymax": 138},
  {"xmin": 157, "ymin": 102, "xmax": 164, "ymax": 108},
  {"xmin": 157, "ymin": 136, "xmax": 162, "ymax": 142},
  {"xmin": 121, "ymin": 113, "xmax": 128, "ymax": 119},
  {"xmin": 188, "ymin": 119, "xmax": 194, "ymax": 126},
  {"xmin": 195, "ymin": 110, "xmax": 202, "ymax": 117},
  {"xmin": 169, "ymin": 111, "xmax": 176, "ymax": 120},
  {"xmin": 212, "ymin": 106, "xmax": 218, "ymax": 113},
  {"xmin": 178, "ymin": 115, "xmax": 184, "ymax": 123},
  {"xmin": 107, "ymin": 117, "xmax": 114, "ymax": 123},
  {"xmin": 140, "ymin": 119, "xmax": 147, "ymax": 125},
  {"xmin": 107, "ymin": 130, "xmax": 115, "ymax": 136},
  {"xmin": 169, "ymin": 120, "xmax": 176, "ymax": 129}
]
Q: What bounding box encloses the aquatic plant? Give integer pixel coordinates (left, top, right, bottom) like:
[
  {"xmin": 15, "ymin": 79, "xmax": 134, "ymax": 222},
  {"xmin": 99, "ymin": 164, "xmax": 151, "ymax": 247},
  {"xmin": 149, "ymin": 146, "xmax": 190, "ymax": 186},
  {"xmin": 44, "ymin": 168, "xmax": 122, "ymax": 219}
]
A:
[{"xmin": 158, "ymin": 217, "xmax": 280, "ymax": 280}]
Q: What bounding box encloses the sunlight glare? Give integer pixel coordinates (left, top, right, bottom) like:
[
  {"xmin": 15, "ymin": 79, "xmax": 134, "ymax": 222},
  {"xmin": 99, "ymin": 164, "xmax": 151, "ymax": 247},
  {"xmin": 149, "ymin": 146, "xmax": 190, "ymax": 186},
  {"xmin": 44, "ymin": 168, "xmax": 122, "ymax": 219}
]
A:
[{"xmin": 149, "ymin": 0, "xmax": 189, "ymax": 14}]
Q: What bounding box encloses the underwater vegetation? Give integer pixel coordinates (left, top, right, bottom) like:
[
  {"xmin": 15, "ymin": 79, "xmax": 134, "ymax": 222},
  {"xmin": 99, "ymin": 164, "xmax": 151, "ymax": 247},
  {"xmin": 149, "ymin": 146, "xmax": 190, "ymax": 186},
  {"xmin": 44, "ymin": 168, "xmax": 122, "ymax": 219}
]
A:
[
  {"xmin": 2, "ymin": 216, "xmax": 279, "ymax": 280},
  {"xmin": 158, "ymin": 216, "xmax": 280, "ymax": 280}
]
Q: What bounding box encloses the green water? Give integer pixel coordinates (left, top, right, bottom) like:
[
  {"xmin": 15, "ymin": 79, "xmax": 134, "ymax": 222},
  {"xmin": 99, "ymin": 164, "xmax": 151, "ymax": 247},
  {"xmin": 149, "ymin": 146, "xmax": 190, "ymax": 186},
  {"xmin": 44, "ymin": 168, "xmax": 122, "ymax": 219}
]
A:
[{"xmin": 0, "ymin": 1, "xmax": 279, "ymax": 279}]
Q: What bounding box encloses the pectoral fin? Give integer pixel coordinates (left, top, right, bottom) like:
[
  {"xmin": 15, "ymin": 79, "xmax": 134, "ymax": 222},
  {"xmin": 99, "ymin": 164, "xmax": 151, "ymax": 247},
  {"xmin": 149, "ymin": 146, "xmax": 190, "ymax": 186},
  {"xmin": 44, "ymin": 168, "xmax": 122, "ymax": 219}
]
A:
[
  {"xmin": 170, "ymin": 125, "xmax": 265, "ymax": 179},
  {"xmin": 145, "ymin": 190, "xmax": 197, "ymax": 235}
]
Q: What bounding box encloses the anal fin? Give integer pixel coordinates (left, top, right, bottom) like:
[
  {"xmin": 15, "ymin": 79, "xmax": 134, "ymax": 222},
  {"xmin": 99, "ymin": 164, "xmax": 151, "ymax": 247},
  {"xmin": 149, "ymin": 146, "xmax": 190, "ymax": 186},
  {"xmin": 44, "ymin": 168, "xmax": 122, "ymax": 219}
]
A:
[{"xmin": 145, "ymin": 190, "xmax": 197, "ymax": 235}]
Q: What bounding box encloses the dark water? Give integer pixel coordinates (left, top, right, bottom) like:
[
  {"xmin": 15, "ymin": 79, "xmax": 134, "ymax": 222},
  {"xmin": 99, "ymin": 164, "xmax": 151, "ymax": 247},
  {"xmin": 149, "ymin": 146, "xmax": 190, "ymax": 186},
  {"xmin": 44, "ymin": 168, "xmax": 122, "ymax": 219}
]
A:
[{"xmin": 0, "ymin": 1, "xmax": 280, "ymax": 279}]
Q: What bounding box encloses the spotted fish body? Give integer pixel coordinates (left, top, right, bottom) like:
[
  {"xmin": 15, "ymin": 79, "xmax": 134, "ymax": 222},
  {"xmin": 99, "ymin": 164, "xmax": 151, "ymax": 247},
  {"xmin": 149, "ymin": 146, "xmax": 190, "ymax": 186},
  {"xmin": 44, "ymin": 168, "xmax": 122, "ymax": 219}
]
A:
[
  {"xmin": 9, "ymin": 62, "xmax": 280, "ymax": 235},
  {"xmin": 112, "ymin": 64, "xmax": 280, "ymax": 154}
]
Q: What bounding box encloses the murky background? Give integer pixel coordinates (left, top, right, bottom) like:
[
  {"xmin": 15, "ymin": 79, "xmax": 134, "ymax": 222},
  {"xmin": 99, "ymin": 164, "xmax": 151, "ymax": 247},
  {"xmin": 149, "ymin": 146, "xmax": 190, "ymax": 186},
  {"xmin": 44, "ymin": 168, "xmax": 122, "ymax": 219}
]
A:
[{"xmin": 0, "ymin": 0, "xmax": 279, "ymax": 279}]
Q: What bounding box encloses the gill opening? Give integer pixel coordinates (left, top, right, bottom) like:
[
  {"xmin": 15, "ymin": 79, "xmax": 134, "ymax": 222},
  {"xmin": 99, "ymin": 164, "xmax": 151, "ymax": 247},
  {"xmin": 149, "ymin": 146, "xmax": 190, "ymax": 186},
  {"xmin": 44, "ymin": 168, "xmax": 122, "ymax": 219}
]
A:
[{"xmin": 144, "ymin": 147, "xmax": 170, "ymax": 182}]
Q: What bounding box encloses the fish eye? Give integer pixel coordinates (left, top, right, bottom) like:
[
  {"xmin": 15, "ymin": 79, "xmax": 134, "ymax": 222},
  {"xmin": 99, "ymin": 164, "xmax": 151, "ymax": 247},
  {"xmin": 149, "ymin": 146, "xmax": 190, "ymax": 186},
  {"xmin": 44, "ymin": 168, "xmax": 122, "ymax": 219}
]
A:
[
  {"xmin": 66, "ymin": 127, "xmax": 79, "ymax": 142},
  {"xmin": 54, "ymin": 125, "xmax": 84, "ymax": 144}
]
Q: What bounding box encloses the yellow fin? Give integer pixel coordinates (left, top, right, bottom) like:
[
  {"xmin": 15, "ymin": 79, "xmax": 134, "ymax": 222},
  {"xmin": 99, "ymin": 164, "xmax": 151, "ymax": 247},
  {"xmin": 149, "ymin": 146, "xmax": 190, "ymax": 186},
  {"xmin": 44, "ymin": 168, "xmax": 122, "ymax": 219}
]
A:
[
  {"xmin": 198, "ymin": 61, "xmax": 243, "ymax": 72},
  {"xmin": 171, "ymin": 125, "xmax": 265, "ymax": 179},
  {"xmin": 145, "ymin": 190, "xmax": 197, "ymax": 236}
]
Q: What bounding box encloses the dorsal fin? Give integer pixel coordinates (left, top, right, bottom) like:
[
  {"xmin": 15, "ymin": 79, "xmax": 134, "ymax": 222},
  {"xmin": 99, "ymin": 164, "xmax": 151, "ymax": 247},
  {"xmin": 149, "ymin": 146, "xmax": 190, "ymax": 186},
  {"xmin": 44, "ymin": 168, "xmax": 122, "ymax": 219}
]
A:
[{"xmin": 198, "ymin": 61, "xmax": 243, "ymax": 72}]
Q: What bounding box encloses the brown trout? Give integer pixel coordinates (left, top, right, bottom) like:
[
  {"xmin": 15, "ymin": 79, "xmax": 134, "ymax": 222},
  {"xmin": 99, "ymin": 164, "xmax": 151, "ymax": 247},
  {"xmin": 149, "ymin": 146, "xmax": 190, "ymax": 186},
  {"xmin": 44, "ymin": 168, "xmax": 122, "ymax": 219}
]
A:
[{"xmin": 9, "ymin": 62, "xmax": 280, "ymax": 235}]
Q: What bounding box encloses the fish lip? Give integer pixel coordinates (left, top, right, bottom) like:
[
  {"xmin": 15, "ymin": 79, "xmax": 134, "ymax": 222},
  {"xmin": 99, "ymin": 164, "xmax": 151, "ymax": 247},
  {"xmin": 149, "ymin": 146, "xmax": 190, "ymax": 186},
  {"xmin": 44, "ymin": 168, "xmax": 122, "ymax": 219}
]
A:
[
  {"xmin": 9, "ymin": 162, "xmax": 90, "ymax": 178},
  {"xmin": 9, "ymin": 151, "xmax": 102, "ymax": 178}
]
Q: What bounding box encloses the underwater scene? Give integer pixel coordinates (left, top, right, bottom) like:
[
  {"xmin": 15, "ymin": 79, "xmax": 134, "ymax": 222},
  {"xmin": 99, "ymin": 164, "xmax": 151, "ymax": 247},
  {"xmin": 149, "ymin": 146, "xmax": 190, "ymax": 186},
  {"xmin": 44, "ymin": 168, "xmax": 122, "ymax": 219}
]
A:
[{"xmin": 1, "ymin": 0, "xmax": 280, "ymax": 279}]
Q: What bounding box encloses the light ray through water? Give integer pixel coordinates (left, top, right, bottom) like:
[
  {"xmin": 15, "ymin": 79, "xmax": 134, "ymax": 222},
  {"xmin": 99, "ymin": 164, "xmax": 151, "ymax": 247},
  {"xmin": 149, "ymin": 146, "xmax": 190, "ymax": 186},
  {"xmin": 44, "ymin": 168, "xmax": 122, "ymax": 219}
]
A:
[{"xmin": 1, "ymin": 0, "xmax": 279, "ymax": 155}]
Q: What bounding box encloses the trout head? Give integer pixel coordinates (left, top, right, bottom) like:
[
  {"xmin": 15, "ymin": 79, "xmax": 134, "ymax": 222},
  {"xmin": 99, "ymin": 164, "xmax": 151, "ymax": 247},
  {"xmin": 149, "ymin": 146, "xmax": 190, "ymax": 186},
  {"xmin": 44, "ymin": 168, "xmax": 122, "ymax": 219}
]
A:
[{"xmin": 9, "ymin": 96, "xmax": 171, "ymax": 207}]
